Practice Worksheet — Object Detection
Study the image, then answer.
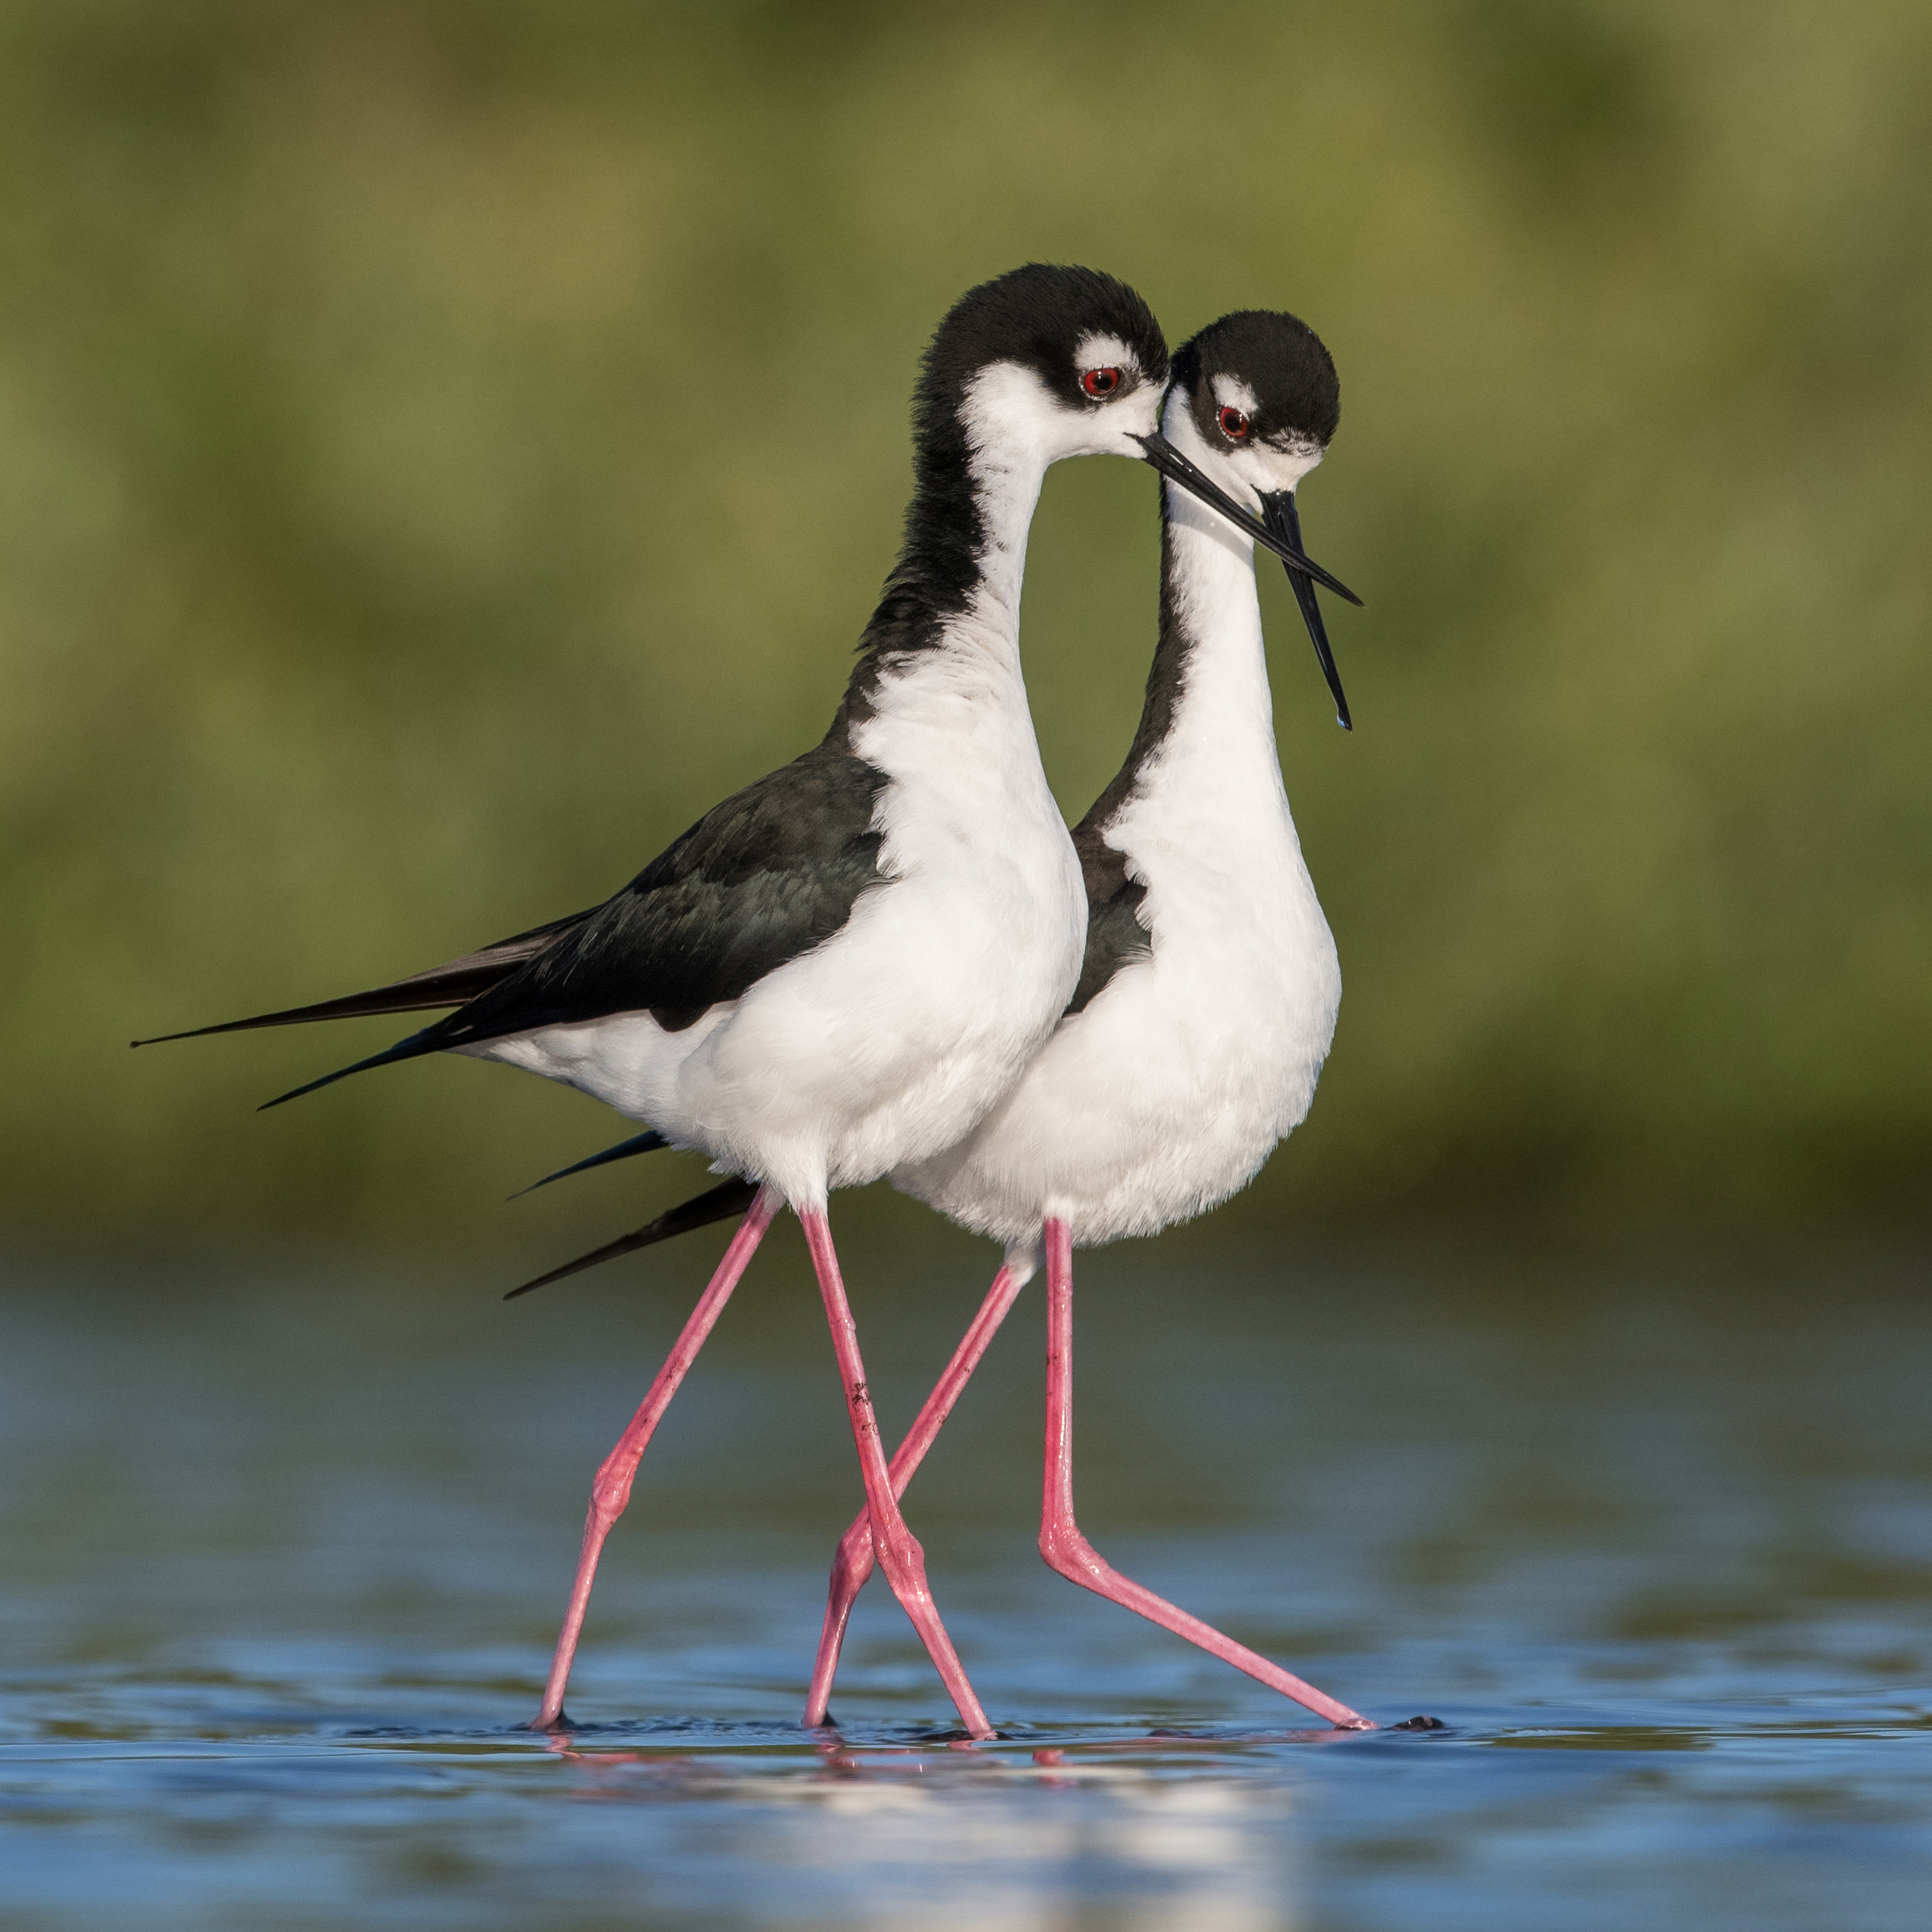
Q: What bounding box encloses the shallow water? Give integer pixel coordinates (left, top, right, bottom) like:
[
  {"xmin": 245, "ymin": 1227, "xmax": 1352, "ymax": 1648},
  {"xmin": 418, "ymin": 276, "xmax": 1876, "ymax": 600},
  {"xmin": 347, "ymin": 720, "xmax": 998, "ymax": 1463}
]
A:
[{"xmin": 3, "ymin": 1236, "xmax": 1929, "ymax": 1930}]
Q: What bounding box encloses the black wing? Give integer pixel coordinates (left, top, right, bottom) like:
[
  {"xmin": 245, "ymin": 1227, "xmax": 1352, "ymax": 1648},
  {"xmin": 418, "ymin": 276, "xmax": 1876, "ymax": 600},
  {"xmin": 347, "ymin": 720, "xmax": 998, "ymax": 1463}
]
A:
[
  {"xmin": 1063, "ymin": 819, "xmax": 1150, "ymax": 1015},
  {"xmin": 262, "ymin": 743, "xmax": 889, "ymax": 1106}
]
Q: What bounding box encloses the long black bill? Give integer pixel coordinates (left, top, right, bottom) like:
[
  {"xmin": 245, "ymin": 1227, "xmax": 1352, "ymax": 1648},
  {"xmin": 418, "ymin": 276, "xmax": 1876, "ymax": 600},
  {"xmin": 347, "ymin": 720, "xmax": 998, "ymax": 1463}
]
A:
[
  {"xmin": 1137, "ymin": 432, "xmax": 1363, "ymax": 606},
  {"xmin": 1263, "ymin": 489, "xmax": 1352, "ymax": 731},
  {"xmin": 502, "ymin": 1176, "xmax": 759, "ymax": 1300}
]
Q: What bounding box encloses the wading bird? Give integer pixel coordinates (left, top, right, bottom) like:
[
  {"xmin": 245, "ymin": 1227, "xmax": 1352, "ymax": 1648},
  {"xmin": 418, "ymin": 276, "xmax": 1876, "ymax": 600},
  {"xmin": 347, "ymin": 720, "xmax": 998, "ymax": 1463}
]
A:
[
  {"xmin": 526, "ymin": 311, "xmax": 1377, "ymax": 1731},
  {"xmin": 136, "ymin": 269, "xmax": 1357, "ymax": 1740}
]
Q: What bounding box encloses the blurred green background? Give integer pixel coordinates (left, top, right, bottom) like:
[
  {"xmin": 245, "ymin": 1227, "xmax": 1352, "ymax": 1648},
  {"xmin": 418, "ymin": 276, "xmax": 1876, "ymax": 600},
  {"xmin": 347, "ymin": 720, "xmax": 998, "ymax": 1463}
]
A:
[{"xmin": 2, "ymin": 0, "xmax": 1926, "ymax": 1262}]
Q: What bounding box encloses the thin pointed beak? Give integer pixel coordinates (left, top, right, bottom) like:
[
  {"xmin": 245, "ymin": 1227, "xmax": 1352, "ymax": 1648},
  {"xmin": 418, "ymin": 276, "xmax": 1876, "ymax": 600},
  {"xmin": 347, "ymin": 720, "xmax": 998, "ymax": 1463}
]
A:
[
  {"xmin": 1135, "ymin": 432, "xmax": 1364, "ymax": 607},
  {"xmin": 1262, "ymin": 489, "xmax": 1352, "ymax": 731}
]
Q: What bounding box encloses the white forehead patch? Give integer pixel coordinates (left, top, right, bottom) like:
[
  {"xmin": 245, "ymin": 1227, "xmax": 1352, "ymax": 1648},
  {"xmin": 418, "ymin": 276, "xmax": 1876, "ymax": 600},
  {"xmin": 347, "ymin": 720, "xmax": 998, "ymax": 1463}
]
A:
[
  {"xmin": 1071, "ymin": 330, "xmax": 1138, "ymax": 374},
  {"xmin": 1210, "ymin": 374, "xmax": 1261, "ymax": 416}
]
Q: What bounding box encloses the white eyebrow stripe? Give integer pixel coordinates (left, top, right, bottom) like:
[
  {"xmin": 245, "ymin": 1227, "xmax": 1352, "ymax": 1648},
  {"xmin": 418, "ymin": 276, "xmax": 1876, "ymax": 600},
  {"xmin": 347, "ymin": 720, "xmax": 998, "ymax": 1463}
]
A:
[
  {"xmin": 1072, "ymin": 331, "xmax": 1138, "ymax": 373},
  {"xmin": 1210, "ymin": 374, "xmax": 1261, "ymax": 416}
]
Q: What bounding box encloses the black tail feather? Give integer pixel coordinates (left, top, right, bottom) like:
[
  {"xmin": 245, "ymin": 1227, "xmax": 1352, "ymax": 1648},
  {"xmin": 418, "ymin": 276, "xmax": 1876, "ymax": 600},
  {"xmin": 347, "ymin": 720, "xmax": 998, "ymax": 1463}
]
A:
[
  {"xmin": 134, "ymin": 977, "xmax": 489, "ymax": 1047},
  {"xmin": 510, "ymin": 1129, "xmax": 671, "ymax": 1200},
  {"xmin": 503, "ymin": 1178, "xmax": 762, "ymax": 1300},
  {"xmin": 131, "ymin": 910, "xmax": 593, "ymax": 1048},
  {"xmin": 257, "ymin": 1030, "xmax": 448, "ymax": 1110}
]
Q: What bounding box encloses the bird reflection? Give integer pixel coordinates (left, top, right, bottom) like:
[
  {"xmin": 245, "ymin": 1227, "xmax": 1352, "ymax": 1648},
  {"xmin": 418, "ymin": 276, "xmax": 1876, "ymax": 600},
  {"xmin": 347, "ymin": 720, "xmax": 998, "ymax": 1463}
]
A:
[{"xmin": 537, "ymin": 1723, "xmax": 1314, "ymax": 1929}]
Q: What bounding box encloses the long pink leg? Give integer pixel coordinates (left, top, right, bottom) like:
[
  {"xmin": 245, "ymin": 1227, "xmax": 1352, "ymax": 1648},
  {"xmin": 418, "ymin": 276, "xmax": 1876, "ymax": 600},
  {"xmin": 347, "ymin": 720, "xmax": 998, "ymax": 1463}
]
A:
[
  {"xmin": 1038, "ymin": 1217, "xmax": 1374, "ymax": 1730},
  {"xmin": 798, "ymin": 1208, "xmax": 995, "ymax": 1740},
  {"xmin": 803, "ymin": 1261, "xmax": 1028, "ymax": 1726},
  {"xmin": 529, "ymin": 1184, "xmax": 782, "ymax": 1729}
]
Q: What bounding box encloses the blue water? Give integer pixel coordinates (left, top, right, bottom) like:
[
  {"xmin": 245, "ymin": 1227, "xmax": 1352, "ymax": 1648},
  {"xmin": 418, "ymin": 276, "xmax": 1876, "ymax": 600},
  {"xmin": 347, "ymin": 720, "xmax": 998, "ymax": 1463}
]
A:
[{"xmin": 3, "ymin": 1238, "xmax": 1928, "ymax": 1929}]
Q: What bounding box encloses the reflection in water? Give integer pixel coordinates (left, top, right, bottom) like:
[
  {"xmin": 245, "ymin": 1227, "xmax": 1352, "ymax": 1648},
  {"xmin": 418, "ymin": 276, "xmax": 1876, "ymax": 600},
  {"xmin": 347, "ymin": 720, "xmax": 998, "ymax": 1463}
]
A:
[
  {"xmin": 2, "ymin": 1249, "xmax": 1929, "ymax": 1930},
  {"xmin": 531, "ymin": 1724, "xmax": 1314, "ymax": 1931}
]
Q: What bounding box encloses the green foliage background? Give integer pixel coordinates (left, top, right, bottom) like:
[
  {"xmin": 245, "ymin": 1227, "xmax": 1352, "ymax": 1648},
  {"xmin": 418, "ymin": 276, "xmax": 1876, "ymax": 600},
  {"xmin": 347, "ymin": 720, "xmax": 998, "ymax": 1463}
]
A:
[{"xmin": 2, "ymin": 1, "xmax": 1927, "ymax": 1259}]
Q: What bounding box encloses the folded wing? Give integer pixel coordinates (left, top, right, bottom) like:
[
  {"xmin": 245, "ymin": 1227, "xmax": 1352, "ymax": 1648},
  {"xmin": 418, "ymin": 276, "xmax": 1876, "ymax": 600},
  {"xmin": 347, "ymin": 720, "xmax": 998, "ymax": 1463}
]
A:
[
  {"xmin": 446, "ymin": 743, "xmax": 888, "ymax": 1048},
  {"xmin": 140, "ymin": 742, "xmax": 891, "ymax": 1111}
]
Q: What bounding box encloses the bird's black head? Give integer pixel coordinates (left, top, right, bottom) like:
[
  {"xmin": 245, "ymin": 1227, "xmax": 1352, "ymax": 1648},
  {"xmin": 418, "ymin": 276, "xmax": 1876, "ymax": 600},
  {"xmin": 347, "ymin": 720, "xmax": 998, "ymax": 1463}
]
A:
[
  {"xmin": 913, "ymin": 263, "xmax": 1171, "ymax": 462},
  {"xmin": 1170, "ymin": 308, "xmax": 1340, "ymax": 460},
  {"xmin": 1161, "ymin": 309, "xmax": 1355, "ymax": 729}
]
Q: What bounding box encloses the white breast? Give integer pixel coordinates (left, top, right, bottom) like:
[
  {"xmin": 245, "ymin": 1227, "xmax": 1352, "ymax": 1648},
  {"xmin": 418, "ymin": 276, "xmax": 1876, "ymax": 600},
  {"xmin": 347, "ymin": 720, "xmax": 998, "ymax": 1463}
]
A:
[{"xmin": 894, "ymin": 488, "xmax": 1339, "ymax": 1253}]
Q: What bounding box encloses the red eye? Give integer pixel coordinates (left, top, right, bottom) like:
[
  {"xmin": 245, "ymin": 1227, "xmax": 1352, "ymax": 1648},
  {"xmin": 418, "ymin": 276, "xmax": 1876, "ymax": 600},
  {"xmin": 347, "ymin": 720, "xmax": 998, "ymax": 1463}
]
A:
[
  {"xmin": 1081, "ymin": 366, "xmax": 1122, "ymax": 398},
  {"xmin": 1218, "ymin": 406, "xmax": 1251, "ymax": 441}
]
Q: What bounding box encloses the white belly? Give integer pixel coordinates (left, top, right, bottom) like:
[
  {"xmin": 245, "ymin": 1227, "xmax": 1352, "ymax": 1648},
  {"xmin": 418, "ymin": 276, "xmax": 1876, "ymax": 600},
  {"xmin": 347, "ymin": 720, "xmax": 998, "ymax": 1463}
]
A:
[{"xmin": 896, "ymin": 818, "xmax": 1340, "ymax": 1253}]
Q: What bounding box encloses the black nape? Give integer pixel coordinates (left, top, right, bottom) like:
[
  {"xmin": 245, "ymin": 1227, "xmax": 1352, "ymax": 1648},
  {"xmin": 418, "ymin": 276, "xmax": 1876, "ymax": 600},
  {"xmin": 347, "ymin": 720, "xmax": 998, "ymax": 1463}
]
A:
[{"xmin": 835, "ymin": 265, "xmax": 1170, "ymax": 737}]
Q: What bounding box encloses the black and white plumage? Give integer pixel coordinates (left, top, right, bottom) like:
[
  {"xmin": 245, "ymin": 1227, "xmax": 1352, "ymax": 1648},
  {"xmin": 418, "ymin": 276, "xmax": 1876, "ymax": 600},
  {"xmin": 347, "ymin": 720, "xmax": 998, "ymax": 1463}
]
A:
[
  {"xmin": 139, "ymin": 273, "xmax": 1371, "ymax": 1739},
  {"xmin": 142, "ymin": 270, "xmax": 1343, "ymax": 1219},
  {"xmin": 895, "ymin": 309, "xmax": 1350, "ymax": 1254},
  {"xmin": 146, "ymin": 268, "xmax": 1143, "ymax": 1202},
  {"xmin": 513, "ymin": 310, "xmax": 1381, "ymax": 1733},
  {"xmin": 532, "ymin": 308, "xmax": 1356, "ymax": 1270}
]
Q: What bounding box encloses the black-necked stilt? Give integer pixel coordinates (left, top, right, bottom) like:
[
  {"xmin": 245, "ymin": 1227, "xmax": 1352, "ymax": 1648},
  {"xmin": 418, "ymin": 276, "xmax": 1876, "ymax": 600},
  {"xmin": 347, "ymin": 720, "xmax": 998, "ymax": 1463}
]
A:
[
  {"xmin": 137, "ymin": 271, "xmax": 1356, "ymax": 1740},
  {"xmin": 531, "ymin": 310, "xmax": 1377, "ymax": 1731}
]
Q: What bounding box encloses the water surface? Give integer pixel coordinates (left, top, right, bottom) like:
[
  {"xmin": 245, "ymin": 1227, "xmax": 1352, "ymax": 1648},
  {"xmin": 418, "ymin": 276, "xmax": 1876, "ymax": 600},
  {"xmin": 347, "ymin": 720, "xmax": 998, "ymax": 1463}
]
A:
[{"xmin": 3, "ymin": 1238, "xmax": 1928, "ymax": 1929}]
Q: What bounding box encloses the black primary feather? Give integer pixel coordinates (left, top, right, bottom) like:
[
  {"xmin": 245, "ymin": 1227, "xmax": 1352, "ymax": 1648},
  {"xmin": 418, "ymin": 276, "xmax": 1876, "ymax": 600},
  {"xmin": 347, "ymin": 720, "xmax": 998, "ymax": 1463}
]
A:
[
  {"xmin": 503, "ymin": 1177, "xmax": 762, "ymax": 1299},
  {"xmin": 510, "ymin": 1129, "xmax": 670, "ymax": 1199},
  {"xmin": 130, "ymin": 910, "xmax": 593, "ymax": 1046},
  {"xmin": 257, "ymin": 741, "xmax": 889, "ymax": 1106}
]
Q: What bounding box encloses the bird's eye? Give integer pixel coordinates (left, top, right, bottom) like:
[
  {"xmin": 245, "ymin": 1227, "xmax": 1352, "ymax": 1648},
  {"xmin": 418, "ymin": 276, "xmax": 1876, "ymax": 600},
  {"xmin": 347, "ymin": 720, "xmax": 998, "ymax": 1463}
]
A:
[
  {"xmin": 1081, "ymin": 366, "xmax": 1123, "ymax": 398},
  {"xmin": 1218, "ymin": 406, "xmax": 1251, "ymax": 441}
]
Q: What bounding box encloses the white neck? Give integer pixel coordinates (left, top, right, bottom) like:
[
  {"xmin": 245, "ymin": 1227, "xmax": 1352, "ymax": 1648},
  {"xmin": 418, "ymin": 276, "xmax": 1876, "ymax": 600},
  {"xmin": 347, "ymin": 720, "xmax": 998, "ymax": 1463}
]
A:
[
  {"xmin": 950, "ymin": 361, "xmax": 1056, "ymax": 660},
  {"xmin": 1141, "ymin": 481, "xmax": 1293, "ymax": 819},
  {"xmin": 851, "ymin": 369, "xmax": 1067, "ymax": 809}
]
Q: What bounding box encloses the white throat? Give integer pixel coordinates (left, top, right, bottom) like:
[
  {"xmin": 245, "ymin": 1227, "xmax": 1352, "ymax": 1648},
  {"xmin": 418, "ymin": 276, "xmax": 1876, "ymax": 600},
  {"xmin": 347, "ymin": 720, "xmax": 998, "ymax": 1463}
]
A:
[
  {"xmin": 952, "ymin": 361, "xmax": 1066, "ymax": 638},
  {"xmin": 1147, "ymin": 481, "xmax": 1287, "ymax": 810}
]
